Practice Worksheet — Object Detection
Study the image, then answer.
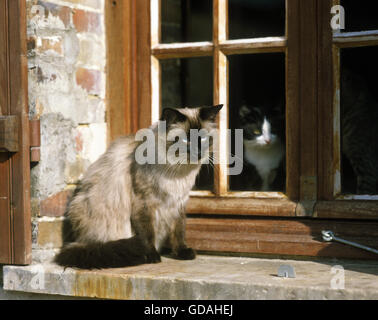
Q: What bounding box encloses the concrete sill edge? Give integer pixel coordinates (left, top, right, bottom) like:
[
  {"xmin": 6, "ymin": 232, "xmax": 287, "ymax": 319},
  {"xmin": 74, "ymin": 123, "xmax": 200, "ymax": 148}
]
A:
[{"xmin": 2, "ymin": 255, "xmax": 378, "ymax": 300}]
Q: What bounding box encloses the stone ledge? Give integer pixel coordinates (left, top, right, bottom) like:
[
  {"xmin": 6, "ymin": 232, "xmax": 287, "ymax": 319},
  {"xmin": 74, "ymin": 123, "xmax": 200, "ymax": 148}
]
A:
[{"xmin": 3, "ymin": 255, "xmax": 378, "ymax": 300}]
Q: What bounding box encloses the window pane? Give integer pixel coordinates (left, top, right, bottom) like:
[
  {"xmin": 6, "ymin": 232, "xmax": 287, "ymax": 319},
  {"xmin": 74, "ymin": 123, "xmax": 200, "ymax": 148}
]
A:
[
  {"xmin": 228, "ymin": 53, "xmax": 286, "ymax": 192},
  {"xmin": 161, "ymin": 57, "xmax": 213, "ymax": 191},
  {"xmin": 341, "ymin": 0, "xmax": 378, "ymax": 32},
  {"xmin": 161, "ymin": 0, "xmax": 212, "ymax": 43},
  {"xmin": 228, "ymin": 0, "xmax": 285, "ymax": 39},
  {"xmin": 340, "ymin": 46, "xmax": 378, "ymax": 195}
]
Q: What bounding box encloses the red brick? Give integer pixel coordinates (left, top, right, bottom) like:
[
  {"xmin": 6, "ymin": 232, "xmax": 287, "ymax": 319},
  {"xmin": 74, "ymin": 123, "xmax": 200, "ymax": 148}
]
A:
[
  {"xmin": 73, "ymin": 9, "xmax": 102, "ymax": 34},
  {"xmin": 57, "ymin": 6, "xmax": 72, "ymax": 28},
  {"xmin": 76, "ymin": 67, "xmax": 102, "ymax": 95},
  {"xmin": 31, "ymin": 2, "xmax": 72, "ymax": 28},
  {"xmin": 40, "ymin": 190, "xmax": 73, "ymax": 217}
]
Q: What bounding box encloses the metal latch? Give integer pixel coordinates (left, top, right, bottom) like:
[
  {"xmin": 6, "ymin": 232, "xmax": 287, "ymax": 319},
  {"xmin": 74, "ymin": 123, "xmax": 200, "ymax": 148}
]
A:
[{"xmin": 322, "ymin": 230, "xmax": 378, "ymax": 255}]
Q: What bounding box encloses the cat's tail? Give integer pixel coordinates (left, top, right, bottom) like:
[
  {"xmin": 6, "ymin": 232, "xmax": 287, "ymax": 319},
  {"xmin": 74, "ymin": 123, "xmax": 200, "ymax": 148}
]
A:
[{"xmin": 54, "ymin": 236, "xmax": 149, "ymax": 269}]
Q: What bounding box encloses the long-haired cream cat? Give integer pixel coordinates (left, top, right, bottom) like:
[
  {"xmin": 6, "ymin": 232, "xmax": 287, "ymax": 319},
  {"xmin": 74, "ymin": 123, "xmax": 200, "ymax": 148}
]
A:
[{"xmin": 55, "ymin": 105, "xmax": 222, "ymax": 269}]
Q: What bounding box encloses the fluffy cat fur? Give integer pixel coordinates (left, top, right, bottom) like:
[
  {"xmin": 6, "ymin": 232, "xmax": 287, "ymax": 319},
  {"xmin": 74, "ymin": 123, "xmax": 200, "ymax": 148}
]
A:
[{"xmin": 55, "ymin": 105, "xmax": 222, "ymax": 269}]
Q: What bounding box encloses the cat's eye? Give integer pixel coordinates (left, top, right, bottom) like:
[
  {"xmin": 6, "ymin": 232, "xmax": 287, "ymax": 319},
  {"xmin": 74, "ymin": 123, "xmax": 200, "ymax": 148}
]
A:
[{"xmin": 253, "ymin": 129, "xmax": 261, "ymax": 135}]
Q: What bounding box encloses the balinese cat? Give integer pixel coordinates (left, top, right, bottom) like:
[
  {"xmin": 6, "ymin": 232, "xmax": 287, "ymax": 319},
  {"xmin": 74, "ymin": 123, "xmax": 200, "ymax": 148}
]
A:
[
  {"xmin": 237, "ymin": 104, "xmax": 285, "ymax": 191},
  {"xmin": 55, "ymin": 105, "xmax": 222, "ymax": 269}
]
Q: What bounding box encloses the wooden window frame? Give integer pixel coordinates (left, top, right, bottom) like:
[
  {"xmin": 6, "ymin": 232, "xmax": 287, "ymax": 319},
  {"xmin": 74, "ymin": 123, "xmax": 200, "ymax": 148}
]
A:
[
  {"xmin": 106, "ymin": 0, "xmax": 378, "ymax": 259},
  {"xmin": 145, "ymin": 0, "xmax": 300, "ymax": 216},
  {"xmin": 316, "ymin": 0, "xmax": 378, "ymax": 218}
]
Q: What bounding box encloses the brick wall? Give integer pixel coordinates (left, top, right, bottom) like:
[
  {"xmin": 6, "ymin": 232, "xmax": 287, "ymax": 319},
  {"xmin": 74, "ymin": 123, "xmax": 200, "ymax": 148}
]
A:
[{"xmin": 26, "ymin": 0, "xmax": 106, "ymax": 260}]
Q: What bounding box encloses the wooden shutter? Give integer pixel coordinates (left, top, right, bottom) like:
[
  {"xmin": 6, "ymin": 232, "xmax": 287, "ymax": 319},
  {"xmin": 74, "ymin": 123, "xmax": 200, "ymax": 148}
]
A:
[{"xmin": 0, "ymin": 0, "xmax": 31, "ymax": 265}]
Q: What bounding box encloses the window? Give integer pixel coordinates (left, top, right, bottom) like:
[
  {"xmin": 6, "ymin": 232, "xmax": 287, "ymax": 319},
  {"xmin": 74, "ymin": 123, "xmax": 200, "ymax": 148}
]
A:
[
  {"xmin": 107, "ymin": 0, "xmax": 378, "ymax": 259},
  {"xmin": 148, "ymin": 0, "xmax": 297, "ymax": 210},
  {"xmin": 316, "ymin": 0, "xmax": 378, "ymax": 218}
]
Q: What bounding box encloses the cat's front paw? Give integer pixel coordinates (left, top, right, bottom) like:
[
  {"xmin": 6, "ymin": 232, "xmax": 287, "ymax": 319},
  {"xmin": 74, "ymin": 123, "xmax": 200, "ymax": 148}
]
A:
[
  {"xmin": 175, "ymin": 247, "xmax": 196, "ymax": 260},
  {"xmin": 146, "ymin": 247, "xmax": 161, "ymax": 263}
]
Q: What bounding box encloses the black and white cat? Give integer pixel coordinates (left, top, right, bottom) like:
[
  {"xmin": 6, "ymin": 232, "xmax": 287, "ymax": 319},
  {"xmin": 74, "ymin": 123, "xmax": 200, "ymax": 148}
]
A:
[{"xmin": 238, "ymin": 104, "xmax": 285, "ymax": 191}]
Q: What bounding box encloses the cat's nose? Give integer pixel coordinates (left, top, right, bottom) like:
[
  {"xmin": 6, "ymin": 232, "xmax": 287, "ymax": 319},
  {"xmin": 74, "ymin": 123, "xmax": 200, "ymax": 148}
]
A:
[{"xmin": 265, "ymin": 139, "xmax": 271, "ymax": 145}]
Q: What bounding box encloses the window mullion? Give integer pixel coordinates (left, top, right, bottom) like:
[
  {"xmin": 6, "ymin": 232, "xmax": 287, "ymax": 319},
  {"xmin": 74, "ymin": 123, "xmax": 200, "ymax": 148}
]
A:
[{"xmin": 213, "ymin": 0, "xmax": 228, "ymax": 196}]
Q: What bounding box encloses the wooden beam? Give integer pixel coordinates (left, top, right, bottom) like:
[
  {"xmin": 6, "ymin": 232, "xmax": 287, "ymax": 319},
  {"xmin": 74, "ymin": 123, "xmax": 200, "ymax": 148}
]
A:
[
  {"xmin": 29, "ymin": 119, "xmax": 40, "ymax": 162},
  {"xmin": 213, "ymin": 0, "xmax": 228, "ymax": 196},
  {"xmin": 298, "ymin": 0, "xmax": 318, "ymax": 210},
  {"xmin": 314, "ymin": 201, "xmax": 378, "ymax": 219},
  {"xmin": 317, "ymin": 0, "xmax": 335, "ymax": 200},
  {"xmin": 105, "ymin": 0, "xmax": 133, "ymax": 140},
  {"xmin": 219, "ymin": 37, "xmax": 286, "ymax": 55},
  {"xmin": 152, "ymin": 42, "xmax": 213, "ymax": 59},
  {"xmin": 186, "ymin": 197, "xmax": 297, "ymax": 216},
  {"xmin": 333, "ymin": 31, "xmax": 378, "ymax": 48},
  {"xmin": 186, "ymin": 217, "xmax": 378, "ymax": 259},
  {"xmin": 285, "ymin": 0, "xmax": 300, "ymax": 201},
  {"xmin": 137, "ymin": 0, "xmax": 152, "ymax": 130},
  {"xmin": 7, "ymin": 0, "xmax": 31, "ymax": 265}
]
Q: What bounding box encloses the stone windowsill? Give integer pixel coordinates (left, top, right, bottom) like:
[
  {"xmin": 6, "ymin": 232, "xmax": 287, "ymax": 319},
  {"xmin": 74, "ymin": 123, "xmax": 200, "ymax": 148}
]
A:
[{"xmin": 3, "ymin": 255, "xmax": 378, "ymax": 300}]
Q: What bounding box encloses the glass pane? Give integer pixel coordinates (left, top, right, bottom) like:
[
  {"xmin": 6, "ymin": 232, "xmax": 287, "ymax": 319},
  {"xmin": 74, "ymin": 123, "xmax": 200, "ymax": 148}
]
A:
[
  {"xmin": 229, "ymin": 53, "xmax": 286, "ymax": 192},
  {"xmin": 161, "ymin": 57, "xmax": 213, "ymax": 190},
  {"xmin": 340, "ymin": 46, "xmax": 378, "ymax": 195},
  {"xmin": 341, "ymin": 0, "xmax": 378, "ymax": 32},
  {"xmin": 228, "ymin": 0, "xmax": 285, "ymax": 39},
  {"xmin": 161, "ymin": 0, "xmax": 212, "ymax": 43}
]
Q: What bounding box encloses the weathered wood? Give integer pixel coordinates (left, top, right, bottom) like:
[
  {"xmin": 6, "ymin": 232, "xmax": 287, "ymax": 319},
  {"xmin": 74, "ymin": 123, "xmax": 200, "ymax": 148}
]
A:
[
  {"xmin": 152, "ymin": 42, "xmax": 213, "ymax": 59},
  {"xmin": 150, "ymin": 0, "xmax": 160, "ymax": 47},
  {"xmin": 285, "ymin": 0, "xmax": 300, "ymax": 201},
  {"xmin": 137, "ymin": 0, "xmax": 152, "ymax": 130},
  {"xmin": 213, "ymin": 0, "xmax": 228, "ymax": 196},
  {"xmin": 5, "ymin": 0, "xmax": 31, "ymax": 265},
  {"xmin": 186, "ymin": 197, "xmax": 297, "ymax": 216},
  {"xmin": 29, "ymin": 119, "xmax": 40, "ymax": 162},
  {"xmin": 219, "ymin": 37, "xmax": 286, "ymax": 55},
  {"xmin": 298, "ymin": 0, "xmax": 318, "ymax": 208},
  {"xmin": 105, "ymin": 0, "xmax": 133, "ymax": 140},
  {"xmin": 186, "ymin": 217, "xmax": 378, "ymax": 259},
  {"xmin": 0, "ymin": 115, "xmax": 19, "ymax": 152},
  {"xmin": 0, "ymin": 152, "xmax": 12, "ymax": 263},
  {"xmin": 29, "ymin": 119, "xmax": 40, "ymax": 147},
  {"xmin": 317, "ymin": 0, "xmax": 335, "ymax": 200},
  {"xmin": 333, "ymin": 31, "xmax": 378, "ymax": 48},
  {"xmin": 0, "ymin": 0, "xmax": 12, "ymax": 264},
  {"xmin": 314, "ymin": 201, "xmax": 378, "ymax": 219}
]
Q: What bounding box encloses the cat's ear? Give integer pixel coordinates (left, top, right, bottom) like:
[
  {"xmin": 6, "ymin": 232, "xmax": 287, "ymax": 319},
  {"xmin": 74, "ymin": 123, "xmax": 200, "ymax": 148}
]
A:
[
  {"xmin": 199, "ymin": 104, "xmax": 223, "ymax": 122},
  {"xmin": 160, "ymin": 108, "xmax": 187, "ymax": 126}
]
